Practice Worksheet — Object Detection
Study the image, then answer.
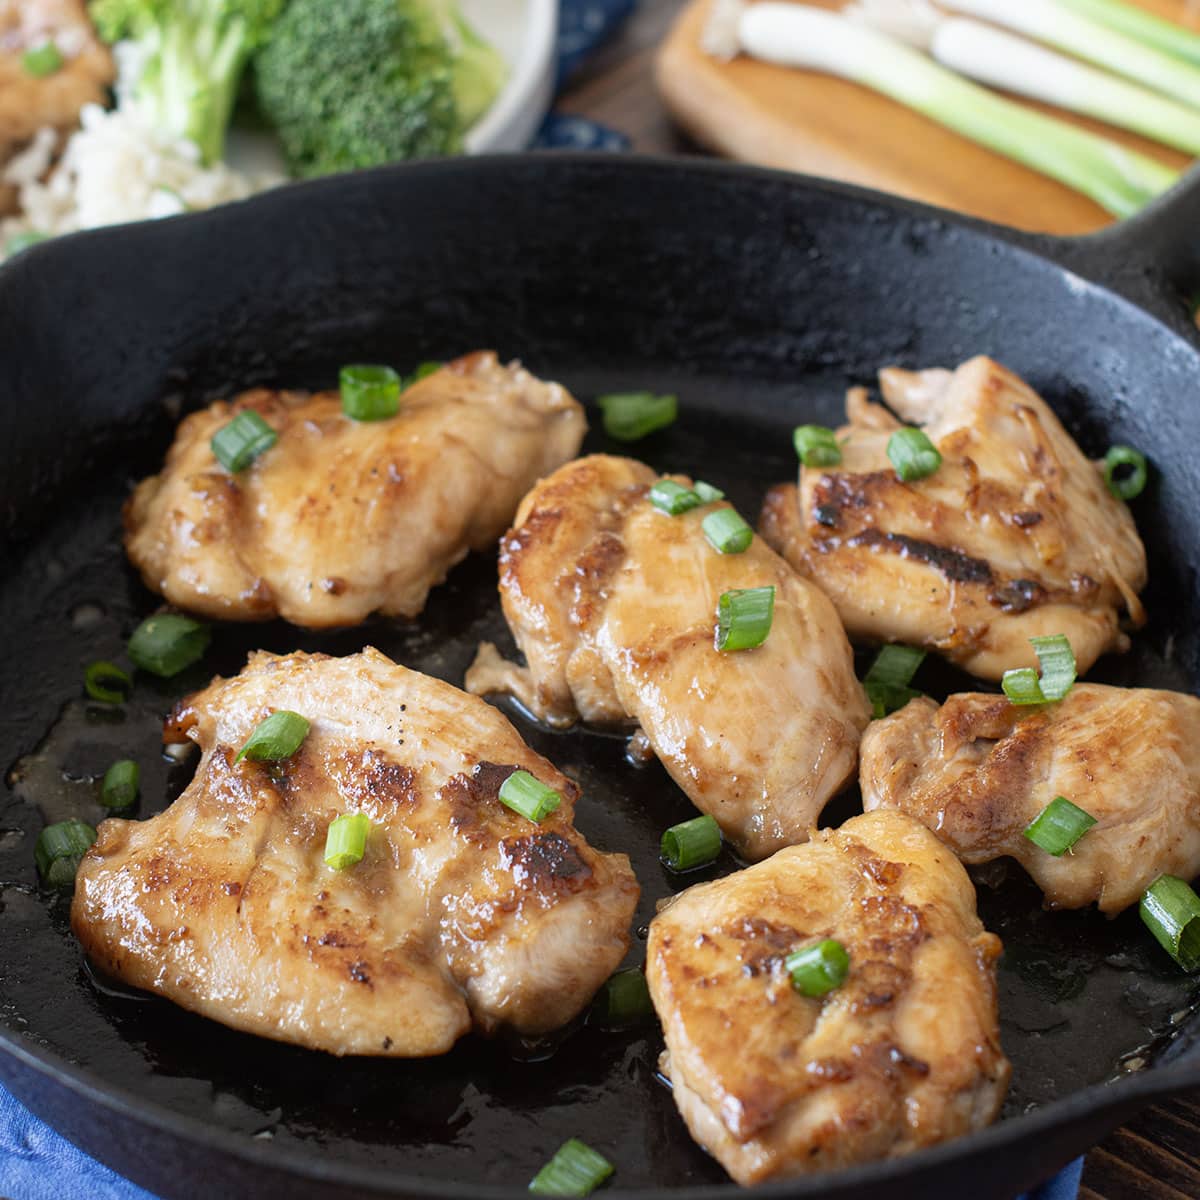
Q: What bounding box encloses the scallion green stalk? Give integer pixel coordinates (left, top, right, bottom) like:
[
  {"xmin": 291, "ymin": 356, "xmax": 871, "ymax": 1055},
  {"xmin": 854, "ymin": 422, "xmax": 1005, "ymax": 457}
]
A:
[{"xmin": 1059, "ymin": 0, "xmax": 1200, "ymax": 68}]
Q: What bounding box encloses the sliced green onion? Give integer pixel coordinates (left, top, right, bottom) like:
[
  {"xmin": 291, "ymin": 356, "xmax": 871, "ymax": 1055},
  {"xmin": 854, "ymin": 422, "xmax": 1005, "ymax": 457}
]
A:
[
  {"xmin": 324, "ymin": 812, "xmax": 370, "ymax": 870},
  {"xmin": 1139, "ymin": 875, "xmax": 1200, "ymax": 972},
  {"xmin": 649, "ymin": 479, "xmax": 702, "ymax": 516},
  {"xmin": 22, "ymin": 42, "xmax": 63, "ymax": 77},
  {"xmin": 594, "ymin": 968, "xmax": 654, "ymax": 1027},
  {"xmin": 529, "ymin": 1138, "xmax": 614, "ymax": 1197},
  {"xmin": 694, "ymin": 480, "xmax": 725, "ymax": 503},
  {"xmin": 660, "ymin": 814, "xmax": 722, "ymax": 871},
  {"xmin": 1001, "ymin": 634, "xmax": 1076, "ymax": 705},
  {"xmin": 128, "ymin": 613, "xmax": 210, "ymax": 677},
  {"xmin": 786, "ymin": 938, "xmax": 851, "ymax": 997},
  {"xmin": 5, "ymin": 231, "xmax": 47, "ymax": 257},
  {"xmin": 887, "ymin": 427, "xmax": 942, "ymax": 482},
  {"xmin": 499, "ymin": 769, "xmax": 562, "ymax": 822},
  {"xmin": 100, "ymin": 760, "xmax": 140, "ymax": 810},
  {"xmin": 35, "ymin": 819, "xmax": 96, "ymax": 888},
  {"xmin": 236, "ymin": 711, "xmax": 311, "ymax": 763},
  {"xmin": 1023, "ymin": 796, "xmax": 1097, "ymax": 856},
  {"xmin": 702, "ymin": 508, "xmax": 753, "ymax": 554},
  {"xmin": 596, "ymin": 391, "xmax": 677, "ymax": 442},
  {"xmin": 1103, "ymin": 445, "xmax": 1148, "ymax": 501},
  {"xmin": 863, "ymin": 644, "xmax": 926, "ymax": 719},
  {"xmin": 340, "ymin": 363, "xmax": 401, "ymax": 420},
  {"xmin": 408, "ymin": 360, "xmax": 442, "ymax": 385},
  {"xmin": 84, "ymin": 661, "xmax": 132, "ymax": 705},
  {"xmin": 793, "ymin": 424, "xmax": 842, "ymax": 467},
  {"xmin": 715, "ymin": 586, "xmax": 775, "ymax": 652},
  {"xmin": 211, "ymin": 411, "xmax": 277, "ymax": 472}
]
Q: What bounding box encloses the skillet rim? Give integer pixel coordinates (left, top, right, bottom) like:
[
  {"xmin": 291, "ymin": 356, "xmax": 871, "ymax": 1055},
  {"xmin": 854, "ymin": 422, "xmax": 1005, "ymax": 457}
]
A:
[{"xmin": 1, "ymin": 151, "xmax": 1198, "ymax": 1198}]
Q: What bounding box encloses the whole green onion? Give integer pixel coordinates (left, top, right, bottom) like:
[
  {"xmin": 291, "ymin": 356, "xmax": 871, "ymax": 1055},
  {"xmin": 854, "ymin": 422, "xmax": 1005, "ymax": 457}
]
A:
[
  {"xmin": 1002, "ymin": 634, "xmax": 1076, "ymax": 705},
  {"xmin": 793, "ymin": 424, "xmax": 842, "ymax": 467},
  {"xmin": 597, "ymin": 392, "xmax": 677, "ymax": 442},
  {"xmin": 649, "ymin": 479, "xmax": 702, "ymax": 516},
  {"xmin": 529, "ymin": 1139, "xmax": 615, "ymax": 1197},
  {"xmin": 35, "ymin": 819, "xmax": 96, "ymax": 889},
  {"xmin": 660, "ymin": 814, "xmax": 722, "ymax": 871},
  {"xmin": 128, "ymin": 613, "xmax": 210, "ymax": 678},
  {"xmin": 1140, "ymin": 875, "xmax": 1200, "ymax": 972},
  {"xmin": 324, "ymin": 812, "xmax": 370, "ymax": 870},
  {"xmin": 100, "ymin": 760, "xmax": 140, "ymax": 810},
  {"xmin": 786, "ymin": 938, "xmax": 851, "ymax": 997},
  {"xmin": 715, "ymin": 586, "xmax": 775, "ymax": 652},
  {"xmin": 211, "ymin": 411, "xmax": 277, "ymax": 472},
  {"xmin": 1023, "ymin": 796, "xmax": 1097, "ymax": 856},
  {"xmin": 887, "ymin": 428, "xmax": 942, "ymax": 482},
  {"xmin": 498, "ymin": 770, "xmax": 562, "ymax": 822},
  {"xmin": 702, "ymin": 508, "xmax": 753, "ymax": 554},
  {"xmin": 85, "ymin": 661, "xmax": 132, "ymax": 705},
  {"xmin": 1103, "ymin": 445, "xmax": 1148, "ymax": 501},
  {"xmin": 236, "ymin": 711, "xmax": 311, "ymax": 763},
  {"xmin": 22, "ymin": 42, "xmax": 63, "ymax": 77},
  {"xmin": 340, "ymin": 363, "xmax": 402, "ymax": 420}
]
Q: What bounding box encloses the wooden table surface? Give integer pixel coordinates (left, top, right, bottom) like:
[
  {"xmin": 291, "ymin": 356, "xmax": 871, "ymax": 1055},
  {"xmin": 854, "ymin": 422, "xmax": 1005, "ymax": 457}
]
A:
[{"xmin": 559, "ymin": 4, "xmax": 1200, "ymax": 1199}]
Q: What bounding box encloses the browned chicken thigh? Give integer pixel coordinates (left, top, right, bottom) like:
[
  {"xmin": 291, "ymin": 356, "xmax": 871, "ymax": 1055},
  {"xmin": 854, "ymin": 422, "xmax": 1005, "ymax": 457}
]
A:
[
  {"xmin": 71, "ymin": 648, "xmax": 639, "ymax": 1056},
  {"xmin": 124, "ymin": 353, "xmax": 586, "ymax": 627},
  {"xmin": 646, "ymin": 810, "xmax": 1009, "ymax": 1185},
  {"xmin": 860, "ymin": 685, "xmax": 1200, "ymax": 915},
  {"xmin": 466, "ymin": 454, "xmax": 870, "ymax": 861},
  {"xmin": 760, "ymin": 357, "xmax": 1146, "ymax": 680}
]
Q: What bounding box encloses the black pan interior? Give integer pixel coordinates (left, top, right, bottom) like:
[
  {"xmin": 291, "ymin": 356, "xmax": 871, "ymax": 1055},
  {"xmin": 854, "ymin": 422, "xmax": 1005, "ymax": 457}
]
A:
[{"xmin": 0, "ymin": 157, "xmax": 1198, "ymax": 1200}]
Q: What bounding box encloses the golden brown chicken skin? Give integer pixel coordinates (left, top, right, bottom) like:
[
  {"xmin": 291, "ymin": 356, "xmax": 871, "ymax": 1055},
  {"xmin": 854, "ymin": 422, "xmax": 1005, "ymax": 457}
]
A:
[
  {"xmin": 646, "ymin": 810, "xmax": 1009, "ymax": 1186},
  {"xmin": 860, "ymin": 684, "xmax": 1200, "ymax": 915},
  {"xmin": 465, "ymin": 454, "xmax": 870, "ymax": 862},
  {"xmin": 760, "ymin": 357, "xmax": 1146, "ymax": 681},
  {"xmin": 124, "ymin": 353, "xmax": 586, "ymax": 627},
  {"xmin": 71, "ymin": 648, "xmax": 639, "ymax": 1056}
]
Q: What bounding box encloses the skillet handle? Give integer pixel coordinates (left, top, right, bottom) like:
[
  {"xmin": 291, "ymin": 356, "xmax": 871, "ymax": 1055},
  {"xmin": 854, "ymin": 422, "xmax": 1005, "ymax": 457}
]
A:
[{"xmin": 1049, "ymin": 168, "xmax": 1200, "ymax": 339}]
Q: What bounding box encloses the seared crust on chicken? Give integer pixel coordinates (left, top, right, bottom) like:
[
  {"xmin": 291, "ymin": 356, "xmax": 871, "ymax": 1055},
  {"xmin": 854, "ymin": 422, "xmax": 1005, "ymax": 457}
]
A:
[
  {"xmin": 465, "ymin": 454, "xmax": 870, "ymax": 861},
  {"xmin": 860, "ymin": 684, "xmax": 1200, "ymax": 915},
  {"xmin": 760, "ymin": 357, "xmax": 1147, "ymax": 680},
  {"xmin": 71, "ymin": 648, "xmax": 639, "ymax": 1056},
  {"xmin": 646, "ymin": 810, "xmax": 1009, "ymax": 1185},
  {"xmin": 124, "ymin": 353, "xmax": 586, "ymax": 627}
]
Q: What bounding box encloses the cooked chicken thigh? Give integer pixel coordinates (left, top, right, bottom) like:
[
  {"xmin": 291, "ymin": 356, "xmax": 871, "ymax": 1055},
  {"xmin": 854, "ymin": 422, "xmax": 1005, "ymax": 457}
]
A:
[
  {"xmin": 466, "ymin": 454, "xmax": 870, "ymax": 861},
  {"xmin": 646, "ymin": 810, "xmax": 1008, "ymax": 1185},
  {"xmin": 861, "ymin": 685, "xmax": 1200, "ymax": 915},
  {"xmin": 760, "ymin": 357, "xmax": 1147, "ymax": 680},
  {"xmin": 124, "ymin": 353, "xmax": 585, "ymax": 627},
  {"xmin": 71, "ymin": 648, "xmax": 639, "ymax": 1056}
]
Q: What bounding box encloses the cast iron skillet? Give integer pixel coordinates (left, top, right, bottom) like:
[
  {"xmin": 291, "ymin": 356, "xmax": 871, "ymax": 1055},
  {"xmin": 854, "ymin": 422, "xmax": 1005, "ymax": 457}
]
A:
[{"xmin": 0, "ymin": 156, "xmax": 1198, "ymax": 1200}]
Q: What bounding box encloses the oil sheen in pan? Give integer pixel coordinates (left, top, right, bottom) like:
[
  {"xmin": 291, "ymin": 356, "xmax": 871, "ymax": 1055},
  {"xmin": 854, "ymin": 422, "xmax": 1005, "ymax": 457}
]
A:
[{"xmin": 0, "ymin": 401, "xmax": 1197, "ymax": 1189}]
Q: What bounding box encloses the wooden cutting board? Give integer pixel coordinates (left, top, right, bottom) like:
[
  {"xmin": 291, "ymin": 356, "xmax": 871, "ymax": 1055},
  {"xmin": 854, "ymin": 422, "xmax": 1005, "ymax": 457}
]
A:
[{"xmin": 655, "ymin": 0, "xmax": 1198, "ymax": 233}]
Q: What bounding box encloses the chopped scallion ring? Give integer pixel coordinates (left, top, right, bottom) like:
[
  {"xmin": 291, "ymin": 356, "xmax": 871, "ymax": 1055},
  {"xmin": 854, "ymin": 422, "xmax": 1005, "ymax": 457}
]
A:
[
  {"xmin": 407, "ymin": 360, "xmax": 442, "ymax": 385},
  {"xmin": 715, "ymin": 586, "xmax": 775, "ymax": 652},
  {"xmin": 1001, "ymin": 634, "xmax": 1077, "ymax": 706},
  {"xmin": 660, "ymin": 814, "xmax": 722, "ymax": 871},
  {"xmin": 594, "ymin": 968, "xmax": 653, "ymax": 1028},
  {"xmin": 128, "ymin": 613, "xmax": 210, "ymax": 678},
  {"xmin": 786, "ymin": 938, "xmax": 850, "ymax": 997},
  {"xmin": 237, "ymin": 710, "xmax": 311, "ymax": 763},
  {"xmin": 1023, "ymin": 796, "xmax": 1097, "ymax": 856},
  {"xmin": 22, "ymin": 42, "xmax": 63, "ymax": 77},
  {"xmin": 84, "ymin": 660, "xmax": 132, "ymax": 705},
  {"xmin": 340, "ymin": 363, "xmax": 402, "ymax": 420},
  {"xmin": 5, "ymin": 231, "xmax": 46, "ymax": 257},
  {"xmin": 694, "ymin": 481, "xmax": 724, "ymax": 503},
  {"xmin": 649, "ymin": 479, "xmax": 702, "ymax": 515},
  {"xmin": 887, "ymin": 428, "xmax": 942, "ymax": 482},
  {"xmin": 211, "ymin": 410, "xmax": 278, "ymax": 472},
  {"xmin": 1103, "ymin": 445, "xmax": 1148, "ymax": 501},
  {"xmin": 499, "ymin": 769, "xmax": 562, "ymax": 822},
  {"xmin": 100, "ymin": 760, "xmax": 140, "ymax": 810},
  {"xmin": 529, "ymin": 1138, "xmax": 614, "ymax": 1197},
  {"xmin": 793, "ymin": 424, "xmax": 842, "ymax": 467},
  {"xmin": 863, "ymin": 644, "xmax": 926, "ymax": 719},
  {"xmin": 702, "ymin": 507, "xmax": 753, "ymax": 554},
  {"xmin": 597, "ymin": 391, "xmax": 677, "ymax": 442},
  {"xmin": 324, "ymin": 812, "xmax": 371, "ymax": 870},
  {"xmin": 35, "ymin": 819, "xmax": 96, "ymax": 889},
  {"xmin": 1140, "ymin": 875, "xmax": 1200, "ymax": 972}
]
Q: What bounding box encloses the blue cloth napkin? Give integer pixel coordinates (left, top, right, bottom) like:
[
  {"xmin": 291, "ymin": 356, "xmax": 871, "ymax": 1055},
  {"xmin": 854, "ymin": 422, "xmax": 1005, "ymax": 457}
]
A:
[{"xmin": 0, "ymin": 3, "xmax": 1083, "ymax": 1198}]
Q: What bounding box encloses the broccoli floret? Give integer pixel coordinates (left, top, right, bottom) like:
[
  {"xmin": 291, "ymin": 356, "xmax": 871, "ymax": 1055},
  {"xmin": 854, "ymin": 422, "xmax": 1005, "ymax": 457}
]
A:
[
  {"xmin": 253, "ymin": 0, "xmax": 507, "ymax": 178},
  {"xmin": 90, "ymin": 0, "xmax": 283, "ymax": 164}
]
